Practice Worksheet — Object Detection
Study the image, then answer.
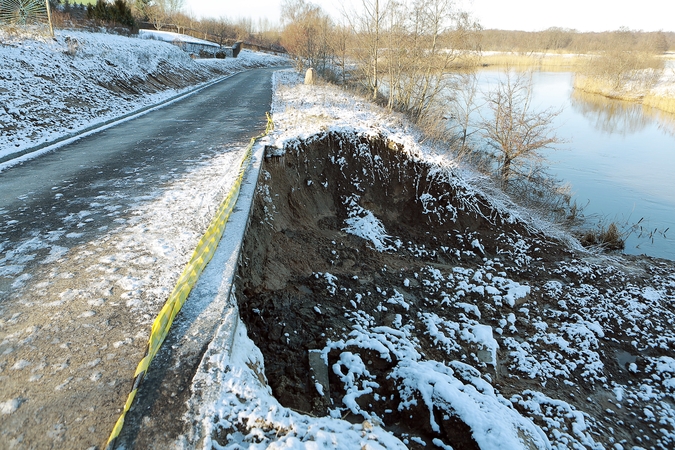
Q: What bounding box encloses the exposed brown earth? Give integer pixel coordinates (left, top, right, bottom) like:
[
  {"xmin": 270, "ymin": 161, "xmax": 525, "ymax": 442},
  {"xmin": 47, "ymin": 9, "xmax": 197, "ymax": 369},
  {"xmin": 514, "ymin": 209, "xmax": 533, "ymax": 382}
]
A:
[{"xmin": 233, "ymin": 131, "xmax": 675, "ymax": 449}]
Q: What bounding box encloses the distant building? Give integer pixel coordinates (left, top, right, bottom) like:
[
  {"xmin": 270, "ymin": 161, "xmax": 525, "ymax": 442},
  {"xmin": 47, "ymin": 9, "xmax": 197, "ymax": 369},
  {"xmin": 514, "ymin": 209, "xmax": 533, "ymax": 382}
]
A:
[{"xmin": 138, "ymin": 29, "xmax": 240, "ymax": 58}]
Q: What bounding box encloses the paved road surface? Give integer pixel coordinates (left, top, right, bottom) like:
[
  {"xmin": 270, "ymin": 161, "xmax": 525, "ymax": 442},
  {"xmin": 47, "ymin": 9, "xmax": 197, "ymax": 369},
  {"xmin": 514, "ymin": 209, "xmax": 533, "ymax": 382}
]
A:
[
  {"xmin": 0, "ymin": 67, "xmax": 277, "ymax": 449},
  {"xmin": 0, "ymin": 67, "xmax": 274, "ymax": 295}
]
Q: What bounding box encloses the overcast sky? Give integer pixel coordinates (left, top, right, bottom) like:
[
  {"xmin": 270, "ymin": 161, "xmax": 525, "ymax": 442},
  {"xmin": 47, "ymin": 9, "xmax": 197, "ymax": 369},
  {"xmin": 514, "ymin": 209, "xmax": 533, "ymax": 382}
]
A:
[{"xmin": 184, "ymin": 0, "xmax": 674, "ymax": 33}]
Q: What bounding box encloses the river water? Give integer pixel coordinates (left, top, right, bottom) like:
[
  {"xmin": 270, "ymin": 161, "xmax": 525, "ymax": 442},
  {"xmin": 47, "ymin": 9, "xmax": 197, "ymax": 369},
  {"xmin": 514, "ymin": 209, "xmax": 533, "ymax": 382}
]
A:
[{"xmin": 475, "ymin": 71, "xmax": 675, "ymax": 261}]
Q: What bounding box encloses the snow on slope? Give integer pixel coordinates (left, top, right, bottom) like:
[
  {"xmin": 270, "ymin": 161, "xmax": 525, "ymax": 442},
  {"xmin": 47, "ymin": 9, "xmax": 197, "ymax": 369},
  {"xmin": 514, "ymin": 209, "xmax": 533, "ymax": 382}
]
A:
[
  {"xmin": 139, "ymin": 29, "xmax": 220, "ymax": 47},
  {"xmin": 0, "ymin": 29, "xmax": 287, "ymax": 163},
  {"xmin": 186, "ymin": 71, "xmax": 553, "ymax": 449}
]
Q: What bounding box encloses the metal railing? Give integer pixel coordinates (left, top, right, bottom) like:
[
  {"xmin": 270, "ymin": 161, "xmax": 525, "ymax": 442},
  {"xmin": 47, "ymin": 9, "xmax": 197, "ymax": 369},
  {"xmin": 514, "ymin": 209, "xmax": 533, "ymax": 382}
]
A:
[{"xmin": 0, "ymin": 0, "xmax": 53, "ymax": 35}]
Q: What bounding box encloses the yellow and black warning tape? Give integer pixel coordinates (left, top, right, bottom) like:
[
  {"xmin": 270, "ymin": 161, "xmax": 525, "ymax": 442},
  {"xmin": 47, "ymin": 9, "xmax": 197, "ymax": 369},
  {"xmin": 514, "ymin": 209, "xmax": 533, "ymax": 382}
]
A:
[{"xmin": 105, "ymin": 114, "xmax": 273, "ymax": 450}]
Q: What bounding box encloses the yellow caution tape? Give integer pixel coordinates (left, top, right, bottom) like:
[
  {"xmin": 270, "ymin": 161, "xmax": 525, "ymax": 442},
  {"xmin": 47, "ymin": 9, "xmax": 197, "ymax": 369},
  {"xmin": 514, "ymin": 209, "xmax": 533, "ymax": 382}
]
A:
[{"xmin": 105, "ymin": 114, "xmax": 273, "ymax": 450}]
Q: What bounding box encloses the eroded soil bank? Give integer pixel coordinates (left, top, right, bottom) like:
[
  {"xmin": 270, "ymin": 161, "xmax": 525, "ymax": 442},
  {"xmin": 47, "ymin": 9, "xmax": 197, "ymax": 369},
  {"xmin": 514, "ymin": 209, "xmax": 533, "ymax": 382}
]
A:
[{"xmin": 233, "ymin": 130, "xmax": 675, "ymax": 449}]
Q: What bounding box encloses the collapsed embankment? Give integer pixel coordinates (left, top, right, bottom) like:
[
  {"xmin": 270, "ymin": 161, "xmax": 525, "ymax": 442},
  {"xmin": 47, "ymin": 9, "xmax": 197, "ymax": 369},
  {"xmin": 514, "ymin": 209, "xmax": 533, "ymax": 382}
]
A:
[
  {"xmin": 233, "ymin": 131, "xmax": 566, "ymax": 448},
  {"xmin": 228, "ymin": 129, "xmax": 675, "ymax": 449}
]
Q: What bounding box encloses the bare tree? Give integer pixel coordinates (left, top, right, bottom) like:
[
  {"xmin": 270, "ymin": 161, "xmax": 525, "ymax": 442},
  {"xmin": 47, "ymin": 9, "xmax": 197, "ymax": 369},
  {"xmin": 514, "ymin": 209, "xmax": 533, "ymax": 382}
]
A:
[
  {"xmin": 363, "ymin": 0, "xmax": 385, "ymax": 100},
  {"xmin": 131, "ymin": 0, "xmax": 151, "ymax": 21},
  {"xmin": 173, "ymin": 11, "xmax": 192, "ymax": 34},
  {"xmin": 341, "ymin": 0, "xmax": 389, "ymax": 100},
  {"xmin": 446, "ymin": 71, "xmax": 482, "ymax": 156},
  {"xmin": 479, "ymin": 71, "xmax": 563, "ymax": 186},
  {"xmin": 281, "ymin": 0, "xmax": 333, "ymax": 71},
  {"xmin": 541, "ymin": 27, "xmax": 572, "ymax": 52},
  {"xmin": 146, "ymin": 0, "xmax": 184, "ymax": 31},
  {"xmin": 577, "ymin": 27, "xmax": 664, "ymax": 97},
  {"xmin": 330, "ymin": 22, "xmax": 351, "ymax": 85},
  {"xmin": 278, "ymin": 0, "xmax": 480, "ymax": 128},
  {"xmin": 166, "ymin": 0, "xmax": 184, "ymax": 16},
  {"xmin": 145, "ymin": 0, "xmax": 166, "ymax": 30},
  {"xmin": 235, "ymin": 17, "xmax": 253, "ymax": 38},
  {"xmin": 376, "ymin": 0, "xmax": 480, "ymax": 120}
]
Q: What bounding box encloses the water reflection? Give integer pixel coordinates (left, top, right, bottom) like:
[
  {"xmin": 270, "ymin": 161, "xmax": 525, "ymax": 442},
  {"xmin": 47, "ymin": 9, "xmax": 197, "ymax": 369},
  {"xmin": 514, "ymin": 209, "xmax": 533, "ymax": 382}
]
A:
[
  {"xmin": 570, "ymin": 88, "xmax": 675, "ymax": 138},
  {"xmin": 644, "ymin": 106, "xmax": 675, "ymax": 138},
  {"xmin": 476, "ymin": 70, "xmax": 675, "ymax": 260},
  {"xmin": 570, "ymin": 89, "xmax": 650, "ymax": 135}
]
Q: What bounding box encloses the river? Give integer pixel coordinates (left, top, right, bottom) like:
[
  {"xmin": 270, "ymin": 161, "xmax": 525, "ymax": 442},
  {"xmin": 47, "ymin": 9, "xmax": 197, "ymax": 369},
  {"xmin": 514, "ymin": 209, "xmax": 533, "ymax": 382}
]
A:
[{"xmin": 475, "ymin": 70, "xmax": 675, "ymax": 261}]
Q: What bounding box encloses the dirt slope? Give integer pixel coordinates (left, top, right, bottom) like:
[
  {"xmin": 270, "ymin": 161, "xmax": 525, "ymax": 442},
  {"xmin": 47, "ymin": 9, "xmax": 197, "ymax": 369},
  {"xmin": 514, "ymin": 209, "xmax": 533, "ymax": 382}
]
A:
[{"xmin": 233, "ymin": 131, "xmax": 675, "ymax": 449}]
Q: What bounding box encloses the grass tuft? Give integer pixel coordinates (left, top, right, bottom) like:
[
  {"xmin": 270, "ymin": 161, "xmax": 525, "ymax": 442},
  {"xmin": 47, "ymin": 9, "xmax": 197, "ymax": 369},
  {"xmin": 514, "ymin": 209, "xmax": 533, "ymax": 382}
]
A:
[{"xmin": 579, "ymin": 222, "xmax": 625, "ymax": 251}]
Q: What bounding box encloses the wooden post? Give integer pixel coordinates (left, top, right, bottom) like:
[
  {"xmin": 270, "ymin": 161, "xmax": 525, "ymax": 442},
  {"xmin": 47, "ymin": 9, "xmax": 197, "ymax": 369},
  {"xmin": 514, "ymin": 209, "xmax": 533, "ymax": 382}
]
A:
[{"xmin": 44, "ymin": 0, "xmax": 54, "ymax": 37}]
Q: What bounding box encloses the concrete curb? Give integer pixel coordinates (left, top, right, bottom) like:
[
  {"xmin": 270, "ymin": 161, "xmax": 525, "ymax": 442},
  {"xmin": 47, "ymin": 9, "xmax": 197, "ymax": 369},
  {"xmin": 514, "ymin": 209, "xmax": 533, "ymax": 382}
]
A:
[{"xmin": 182, "ymin": 138, "xmax": 267, "ymax": 447}]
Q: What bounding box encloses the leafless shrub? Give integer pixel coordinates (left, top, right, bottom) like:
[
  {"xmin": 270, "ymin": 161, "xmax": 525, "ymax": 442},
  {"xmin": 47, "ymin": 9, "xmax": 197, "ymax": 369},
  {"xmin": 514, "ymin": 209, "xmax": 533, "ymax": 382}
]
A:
[
  {"xmin": 478, "ymin": 70, "xmax": 563, "ymax": 186},
  {"xmin": 579, "ymin": 222, "xmax": 625, "ymax": 251},
  {"xmin": 575, "ymin": 28, "xmax": 665, "ymax": 99}
]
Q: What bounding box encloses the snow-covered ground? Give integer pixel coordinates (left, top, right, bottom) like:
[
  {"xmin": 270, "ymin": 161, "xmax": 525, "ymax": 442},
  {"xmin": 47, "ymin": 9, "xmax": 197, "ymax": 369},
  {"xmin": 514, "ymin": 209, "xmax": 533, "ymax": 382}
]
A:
[
  {"xmin": 185, "ymin": 72, "xmax": 675, "ymax": 450},
  {"xmin": 139, "ymin": 29, "xmax": 220, "ymax": 47},
  {"xmin": 0, "ymin": 29, "xmax": 287, "ymax": 448}
]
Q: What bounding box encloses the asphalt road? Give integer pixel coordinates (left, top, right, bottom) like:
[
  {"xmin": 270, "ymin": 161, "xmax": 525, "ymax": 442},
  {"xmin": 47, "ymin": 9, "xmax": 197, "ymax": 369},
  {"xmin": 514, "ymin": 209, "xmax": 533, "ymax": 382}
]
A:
[
  {"xmin": 0, "ymin": 67, "xmax": 277, "ymax": 449},
  {"xmin": 0, "ymin": 67, "xmax": 276, "ymax": 297}
]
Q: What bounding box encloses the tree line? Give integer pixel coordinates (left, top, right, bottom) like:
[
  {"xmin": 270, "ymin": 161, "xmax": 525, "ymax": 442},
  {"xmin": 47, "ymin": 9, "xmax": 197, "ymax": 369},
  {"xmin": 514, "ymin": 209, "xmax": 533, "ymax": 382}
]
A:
[
  {"xmin": 481, "ymin": 28, "xmax": 673, "ymax": 54},
  {"xmin": 50, "ymin": 0, "xmax": 283, "ymax": 51},
  {"xmin": 280, "ymin": 0, "xmax": 482, "ymax": 118}
]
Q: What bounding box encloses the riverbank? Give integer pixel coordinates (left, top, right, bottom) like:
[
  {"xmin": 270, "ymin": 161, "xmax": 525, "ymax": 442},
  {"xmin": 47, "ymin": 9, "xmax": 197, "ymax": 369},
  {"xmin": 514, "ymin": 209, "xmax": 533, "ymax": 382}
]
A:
[
  {"xmin": 644, "ymin": 65, "xmax": 675, "ymax": 114},
  {"xmin": 481, "ymin": 50, "xmax": 675, "ymax": 119},
  {"xmin": 480, "ymin": 51, "xmax": 588, "ymax": 70},
  {"xmin": 574, "ymin": 78, "xmax": 675, "ymax": 116},
  {"xmin": 184, "ymin": 70, "xmax": 675, "ymax": 450}
]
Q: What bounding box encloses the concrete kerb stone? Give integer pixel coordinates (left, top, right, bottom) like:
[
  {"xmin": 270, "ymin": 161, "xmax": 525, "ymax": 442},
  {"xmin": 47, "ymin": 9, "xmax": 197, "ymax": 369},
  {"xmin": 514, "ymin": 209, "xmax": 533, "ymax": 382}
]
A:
[
  {"xmin": 104, "ymin": 125, "xmax": 271, "ymax": 449},
  {"xmin": 182, "ymin": 138, "xmax": 268, "ymax": 447}
]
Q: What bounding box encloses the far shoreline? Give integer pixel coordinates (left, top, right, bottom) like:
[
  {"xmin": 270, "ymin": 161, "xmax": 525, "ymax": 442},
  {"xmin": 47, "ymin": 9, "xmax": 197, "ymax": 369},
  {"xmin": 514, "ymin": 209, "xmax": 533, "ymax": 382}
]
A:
[{"xmin": 478, "ymin": 51, "xmax": 675, "ymax": 115}]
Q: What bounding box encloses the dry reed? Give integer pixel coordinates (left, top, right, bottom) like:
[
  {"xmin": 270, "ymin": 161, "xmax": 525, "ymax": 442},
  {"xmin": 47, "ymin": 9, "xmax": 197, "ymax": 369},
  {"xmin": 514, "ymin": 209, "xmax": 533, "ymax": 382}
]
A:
[
  {"xmin": 643, "ymin": 93, "xmax": 675, "ymax": 115},
  {"xmin": 479, "ymin": 53, "xmax": 588, "ymax": 71}
]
